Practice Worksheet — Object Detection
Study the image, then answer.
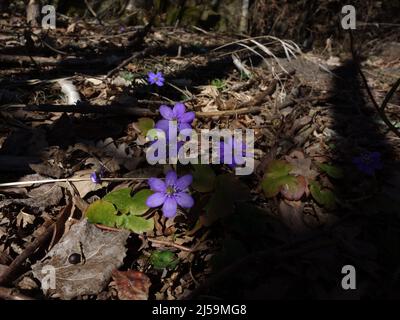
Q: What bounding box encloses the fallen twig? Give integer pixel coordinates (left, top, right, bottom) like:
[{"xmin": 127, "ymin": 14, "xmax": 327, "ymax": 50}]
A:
[
  {"xmin": 0, "ymin": 177, "xmax": 149, "ymax": 188},
  {"xmin": 84, "ymin": 0, "xmax": 103, "ymax": 26},
  {"xmin": 196, "ymin": 99, "xmax": 295, "ymax": 118},
  {"xmin": 138, "ymin": 235, "xmax": 193, "ymax": 252},
  {"xmin": 0, "ymin": 286, "xmax": 35, "ymax": 300},
  {"xmin": 2, "ymin": 103, "xmax": 156, "ymax": 117},
  {"xmin": 196, "ymin": 106, "xmax": 264, "ymax": 117},
  {"xmin": 0, "ymin": 53, "xmax": 58, "ymax": 66}
]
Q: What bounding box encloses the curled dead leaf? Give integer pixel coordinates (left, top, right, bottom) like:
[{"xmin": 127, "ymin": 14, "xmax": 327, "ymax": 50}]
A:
[{"xmin": 111, "ymin": 270, "xmax": 151, "ymax": 300}]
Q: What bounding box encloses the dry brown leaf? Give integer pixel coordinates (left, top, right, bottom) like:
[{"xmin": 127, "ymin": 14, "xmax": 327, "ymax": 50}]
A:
[
  {"xmin": 95, "ymin": 138, "xmax": 140, "ymax": 171},
  {"xmin": 16, "ymin": 211, "xmax": 35, "ymax": 228},
  {"xmin": 0, "ymin": 176, "xmax": 63, "ymax": 213},
  {"xmin": 111, "ymin": 270, "xmax": 151, "ymax": 300},
  {"xmin": 285, "ymin": 151, "xmax": 318, "ymax": 180},
  {"xmin": 32, "ymin": 219, "xmax": 129, "ymax": 299},
  {"xmin": 71, "ymin": 169, "xmax": 104, "ymax": 198},
  {"xmin": 0, "ymin": 226, "xmax": 6, "ymax": 239},
  {"xmin": 29, "ymin": 163, "xmax": 63, "ymax": 178}
]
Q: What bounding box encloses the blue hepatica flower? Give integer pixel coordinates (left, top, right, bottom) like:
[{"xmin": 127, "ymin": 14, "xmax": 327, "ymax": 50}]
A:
[
  {"xmin": 90, "ymin": 167, "xmax": 105, "ymax": 184},
  {"xmin": 90, "ymin": 172, "xmax": 101, "ymax": 184},
  {"xmin": 352, "ymin": 151, "xmax": 382, "ymax": 175},
  {"xmin": 146, "ymin": 171, "xmax": 194, "ymax": 218},
  {"xmin": 155, "ymin": 103, "xmax": 195, "ymax": 134},
  {"xmin": 147, "ymin": 71, "xmax": 165, "ymax": 87}
]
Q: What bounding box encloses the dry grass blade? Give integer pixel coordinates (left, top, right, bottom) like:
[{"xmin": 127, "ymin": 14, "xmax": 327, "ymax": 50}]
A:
[{"xmin": 213, "ymin": 35, "xmax": 303, "ymax": 75}]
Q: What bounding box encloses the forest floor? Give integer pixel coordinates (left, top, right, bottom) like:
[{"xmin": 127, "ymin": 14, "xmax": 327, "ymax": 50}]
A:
[{"xmin": 0, "ymin": 14, "xmax": 400, "ymax": 300}]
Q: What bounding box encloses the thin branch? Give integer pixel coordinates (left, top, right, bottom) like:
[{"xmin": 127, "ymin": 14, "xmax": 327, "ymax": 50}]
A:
[
  {"xmin": 0, "ymin": 219, "xmax": 55, "ymax": 285},
  {"xmin": 196, "ymin": 99, "xmax": 295, "ymax": 118},
  {"xmin": 0, "ymin": 286, "xmax": 35, "ymax": 300},
  {"xmin": 2, "ymin": 103, "xmax": 156, "ymax": 117},
  {"xmin": 84, "ymin": 0, "xmax": 103, "ymax": 26},
  {"xmin": 380, "ymin": 78, "xmax": 400, "ymax": 112},
  {"xmin": 0, "ymin": 177, "xmax": 150, "ymax": 188},
  {"xmin": 196, "ymin": 106, "xmax": 264, "ymax": 118},
  {"xmin": 349, "ymin": 30, "xmax": 400, "ymax": 138},
  {"xmin": 138, "ymin": 235, "xmax": 193, "ymax": 252}
]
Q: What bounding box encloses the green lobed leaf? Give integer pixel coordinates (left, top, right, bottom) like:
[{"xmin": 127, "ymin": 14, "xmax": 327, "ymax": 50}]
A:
[
  {"xmin": 116, "ymin": 214, "xmax": 154, "ymax": 234},
  {"xmin": 103, "ymin": 188, "xmax": 135, "ymax": 214},
  {"xmin": 103, "ymin": 188, "xmax": 152, "ymax": 216},
  {"xmin": 129, "ymin": 189, "xmax": 153, "ymax": 216},
  {"xmin": 149, "ymin": 250, "xmax": 179, "ymax": 270},
  {"xmin": 262, "ymin": 175, "xmax": 294, "ymax": 198},
  {"xmin": 191, "ymin": 164, "xmax": 216, "ymax": 192},
  {"xmin": 262, "ymin": 160, "xmax": 294, "ymax": 198},
  {"xmin": 86, "ymin": 200, "xmax": 118, "ymax": 227},
  {"xmin": 317, "ymin": 163, "xmax": 344, "ymax": 179},
  {"xmin": 265, "ymin": 160, "xmax": 293, "ymax": 179},
  {"xmin": 120, "ymin": 71, "xmax": 135, "ymax": 81},
  {"xmin": 309, "ymin": 181, "xmax": 336, "ymax": 210},
  {"xmin": 211, "ymin": 78, "xmax": 226, "ymax": 90}
]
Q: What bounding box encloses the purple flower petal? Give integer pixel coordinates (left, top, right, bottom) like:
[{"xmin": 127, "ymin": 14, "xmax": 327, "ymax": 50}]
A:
[
  {"xmin": 176, "ymin": 174, "xmax": 193, "ymax": 191},
  {"xmin": 178, "ymin": 122, "xmax": 192, "ymax": 131},
  {"xmin": 162, "ymin": 197, "xmax": 177, "ymax": 218},
  {"xmin": 147, "ymin": 72, "xmax": 156, "ymax": 84},
  {"xmin": 179, "ymin": 111, "xmax": 195, "ymax": 124},
  {"xmin": 148, "ymin": 178, "xmax": 166, "ymax": 192},
  {"xmin": 159, "ymin": 105, "xmax": 174, "ymax": 120},
  {"xmin": 148, "ymin": 71, "xmax": 164, "ymax": 86},
  {"xmin": 175, "ymin": 192, "xmax": 194, "ymax": 208},
  {"xmin": 155, "ymin": 119, "xmax": 170, "ymax": 133},
  {"xmin": 165, "ymin": 170, "xmax": 177, "ymax": 186},
  {"xmin": 155, "ymin": 72, "xmax": 165, "ymax": 86},
  {"xmin": 90, "ymin": 172, "xmax": 101, "ymax": 184},
  {"xmin": 146, "ymin": 192, "xmax": 166, "ymax": 207},
  {"xmin": 172, "ymin": 103, "xmax": 186, "ymax": 118}
]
